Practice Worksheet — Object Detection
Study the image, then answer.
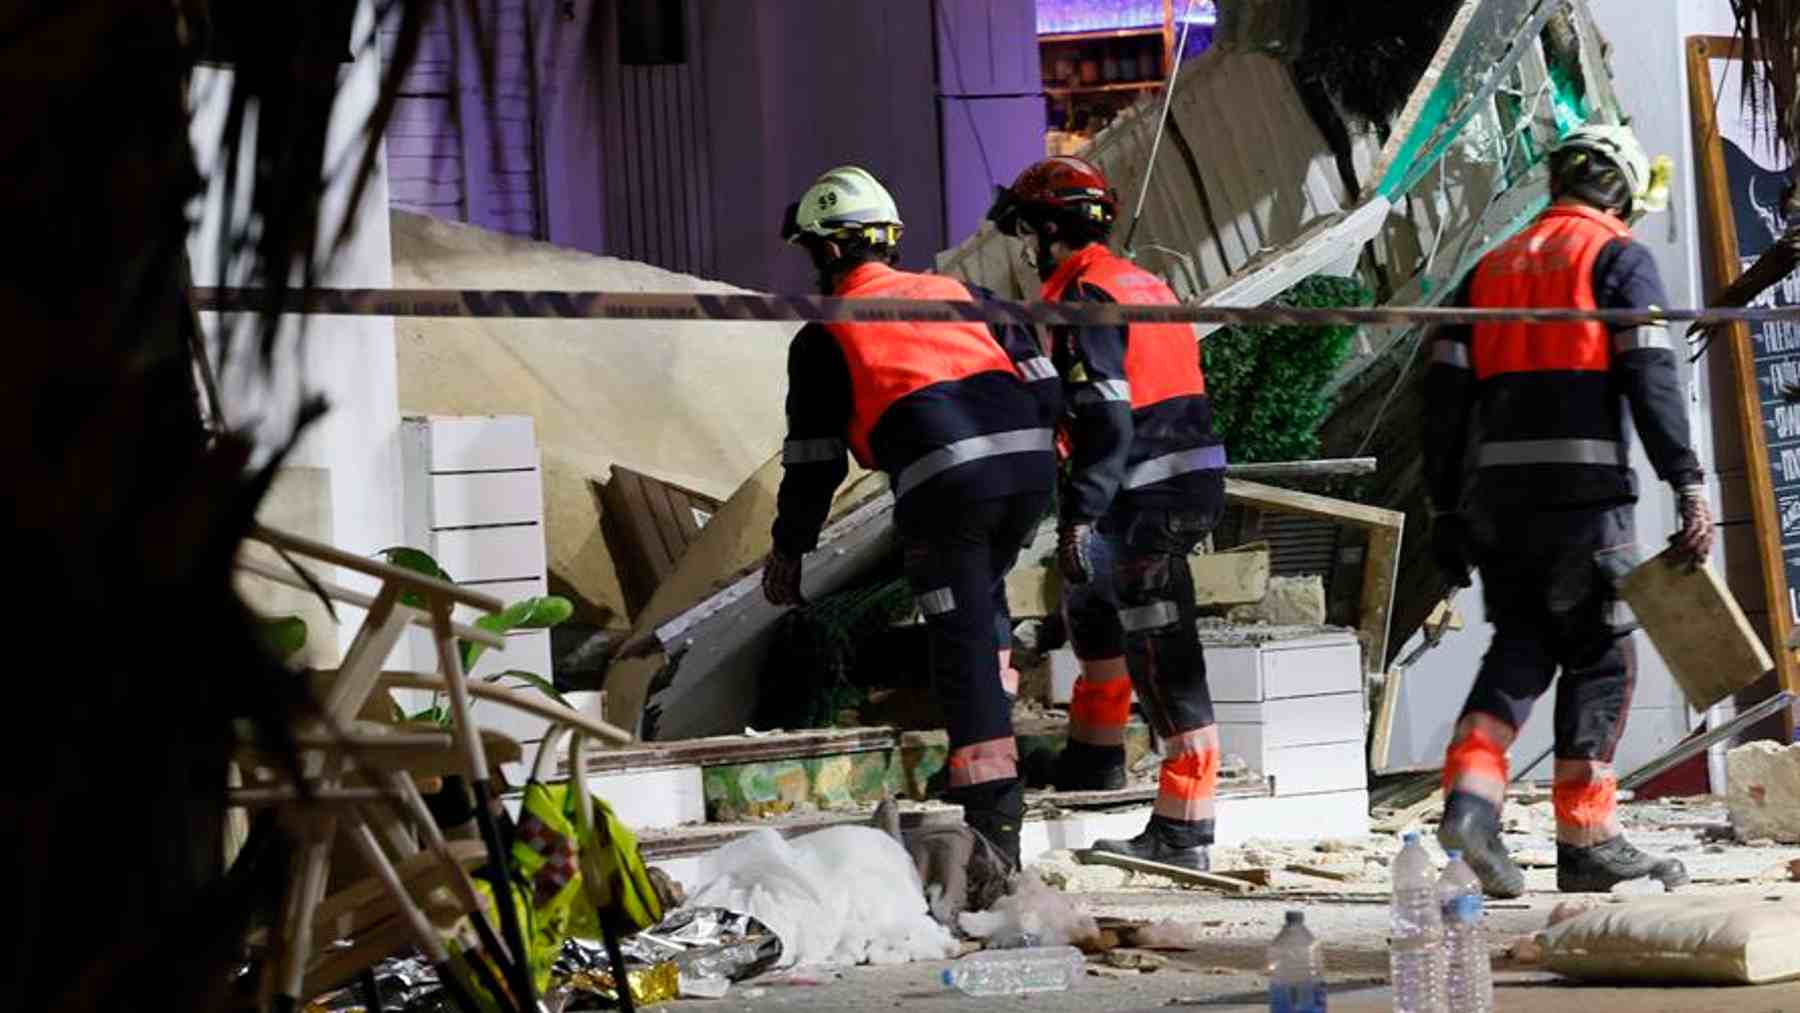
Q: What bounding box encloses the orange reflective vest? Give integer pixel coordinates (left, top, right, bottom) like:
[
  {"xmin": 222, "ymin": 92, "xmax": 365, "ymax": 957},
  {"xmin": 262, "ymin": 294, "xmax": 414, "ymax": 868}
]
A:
[
  {"xmin": 1467, "ymin": 203, "xmax": 1631, "ymax": 380},
  {"xmin": 824, "ymin": 262, "xmax": 1020, "ymax": 467},
  {"xmin": 1040, "ymin": 244, "xmax": 1207, "ymax": 408}
]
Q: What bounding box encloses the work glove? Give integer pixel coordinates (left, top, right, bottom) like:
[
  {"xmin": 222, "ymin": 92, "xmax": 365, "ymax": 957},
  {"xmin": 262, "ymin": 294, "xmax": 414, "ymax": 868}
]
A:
[
  {"xmin": 1430, "ymin": 511, "xmax": 1473, "ymax": 589},
  {"xmin": 1672, "ymin": 484, "xmax": 1715, "ymax": 566},
  {"xmin": 761, "ymin": 548, "xmax": 805, "ymax": 606},
  {"xmin": 1056, "ymin": 523, "xmax": 1098, "ymax": 586}
]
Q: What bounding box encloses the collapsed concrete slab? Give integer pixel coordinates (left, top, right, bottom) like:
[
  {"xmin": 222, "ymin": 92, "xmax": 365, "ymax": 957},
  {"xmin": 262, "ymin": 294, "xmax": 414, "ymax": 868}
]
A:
[
  {"xmin": 390, "ymin": 210, "xmax": 799, "ymax": 629},
  {"xmin": 1729, "ymin": 741, "xmax": 1800, "ymax": 844}
]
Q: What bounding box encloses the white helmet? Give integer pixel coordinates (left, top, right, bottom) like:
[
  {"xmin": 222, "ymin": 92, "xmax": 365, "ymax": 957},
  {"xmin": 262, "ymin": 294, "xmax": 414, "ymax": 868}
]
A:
[
  {"xmin": 781, "ymin": 165, "xmax": 904, "ymax": 246},
  {"xmin": 1554, "ymin": 125, "xmax": 1669, "ymax": 215}
]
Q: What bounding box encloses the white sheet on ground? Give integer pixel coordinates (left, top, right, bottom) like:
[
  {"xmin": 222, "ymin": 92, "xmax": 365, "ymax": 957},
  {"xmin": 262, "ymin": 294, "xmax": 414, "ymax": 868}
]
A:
[
  {"xmin": 686, "ymin": 827, "xmax": 958, "ymax": 968},
  {"xmin": 957, "ymin": 869, "xmax": 1099, "ymax": 948}
]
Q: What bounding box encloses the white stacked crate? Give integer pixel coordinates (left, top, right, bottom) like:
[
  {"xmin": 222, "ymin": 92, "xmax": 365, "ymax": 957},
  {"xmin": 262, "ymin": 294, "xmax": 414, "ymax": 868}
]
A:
[
  {"xmin": 400, "ymin": 415, "xmax": 556, "ymax": 750},
  {"xmin": 1206, "ymin": 630, "xmax": 1368, "ymax": 801}
]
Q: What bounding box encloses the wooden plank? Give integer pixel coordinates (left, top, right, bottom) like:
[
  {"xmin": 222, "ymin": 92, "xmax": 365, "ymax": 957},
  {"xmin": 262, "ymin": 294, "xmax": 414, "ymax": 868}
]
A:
[
  {"xmin": 249, "ymin": 525, "xmax": 506, "ymax": 614},
  {"xmin": 236, "ymin": 555, "xmax": 504, "ymax": 647},
  {"xmin": 381, "ymin": 670, "xmax": 635, "ymax": 745},
  {"xmin": 1689, "ymin": 36, "xmax": 1800, "ymax": 740},
  {"xmin": 1224, "ymin": 479, "xmax": 1404, "ymax": 531},
  {"xmin": 1370, "ymin": 667, "xmax": 1405, "ymax": 772},
  {"xmin": 1285, "ymin": 863, "xmax": 1357, "ymax": 883},
  {"xmin": 1212, "ymin": 868, "xmax": 1274, "ymax": 887},
  {"xmin": 1075, "ymin": 849, "xmax": 1258, "ymax": 893},
  {"xmin": 1359, "ymin": 520, "xmax": 1403, "ymax": 675}
]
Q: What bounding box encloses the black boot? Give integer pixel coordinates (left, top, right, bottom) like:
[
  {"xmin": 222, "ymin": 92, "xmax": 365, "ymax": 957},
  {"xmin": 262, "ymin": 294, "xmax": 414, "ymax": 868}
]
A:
[
  {"xmin": 1438, "ymin": 792, "xmax": 1525, "ymax": 899},
  {"xmin": 1091, "ymin": 814, "xmax": 1210, "ymax": 871},
  {"xmin": 955, "ymin": 779, "xmax": 1025, "ymax": 871},
  {"xmin": 1557, "ymin": 836, "xmax": 1689, "ymax": 893},
  {"xmin": 1050, "ymin": 740, "xmax": 1128, "ymax": 792}
]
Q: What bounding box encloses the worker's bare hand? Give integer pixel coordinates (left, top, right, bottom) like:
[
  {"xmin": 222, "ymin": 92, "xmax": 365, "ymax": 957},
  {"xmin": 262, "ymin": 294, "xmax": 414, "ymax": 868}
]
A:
[
  {"xmin": 762, "ymin": 549, "xmax": 805, "ymax": 606},
  {"xmin": 1672, "ymin": 485, "xmax": 1715, "ymax": 566}
]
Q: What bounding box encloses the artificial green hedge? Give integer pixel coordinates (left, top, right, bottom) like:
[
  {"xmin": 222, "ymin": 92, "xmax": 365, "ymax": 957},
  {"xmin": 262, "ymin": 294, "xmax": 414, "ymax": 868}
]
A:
[{"xmin": 1203, "ymin": 274, "xmax": 1370, "ymax": 464}]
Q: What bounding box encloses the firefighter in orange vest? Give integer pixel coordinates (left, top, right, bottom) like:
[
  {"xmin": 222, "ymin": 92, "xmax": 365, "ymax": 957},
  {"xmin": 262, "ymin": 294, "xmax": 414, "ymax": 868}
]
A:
[
  {"xmin": 990, "ymin": 156, "xmax": 1227, "ymax": 872},
  {"xmin": 763, "ymin": 166, "xmax": 1056, "ymax": 866},
  {"xmin": 1425, "ymin": 127, "xmax": 1715, "ymax": 897}
]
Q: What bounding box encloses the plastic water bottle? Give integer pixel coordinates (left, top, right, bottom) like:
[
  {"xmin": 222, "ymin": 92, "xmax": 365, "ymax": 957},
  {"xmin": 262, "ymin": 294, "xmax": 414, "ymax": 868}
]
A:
[
  {"xmin": 941, "ymin": 946, "xmax": 1085, "ymax": 996},
  {"xmin": 1267, "ymin": 910, "xmax": 1328, "ymax": 1012},
  {"xmin": 1439, "ymin": 851, "xmax": 1494, "ymax": 1013},
  {"xmin": 1390, "ymin": 832, "xmax": 1447, "ymax": 1013}
]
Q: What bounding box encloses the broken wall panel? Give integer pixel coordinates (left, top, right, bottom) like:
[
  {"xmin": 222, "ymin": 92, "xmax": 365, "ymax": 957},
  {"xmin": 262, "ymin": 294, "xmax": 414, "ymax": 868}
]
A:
[{"xmin": 601, "ymin": 465, "xmax": 723, "ymax": 622}]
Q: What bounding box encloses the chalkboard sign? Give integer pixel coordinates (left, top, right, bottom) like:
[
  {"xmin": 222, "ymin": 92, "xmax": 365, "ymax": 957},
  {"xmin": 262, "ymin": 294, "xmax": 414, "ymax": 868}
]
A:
[{"xmin": 1689, "ymin": 35, "xmax": 1800, "ymax": 733}]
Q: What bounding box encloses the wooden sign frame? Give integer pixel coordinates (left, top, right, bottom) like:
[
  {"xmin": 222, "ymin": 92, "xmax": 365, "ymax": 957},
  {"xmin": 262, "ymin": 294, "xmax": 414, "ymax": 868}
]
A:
[{"xmin": 1688, "ymin": 35, "xmax": 1800, "ymax": 740}]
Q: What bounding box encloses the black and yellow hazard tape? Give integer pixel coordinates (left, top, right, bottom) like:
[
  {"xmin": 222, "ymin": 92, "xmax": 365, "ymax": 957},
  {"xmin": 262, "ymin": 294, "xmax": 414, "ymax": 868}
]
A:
[{"xmin": 189, "ymin": 286, "xmax": 1793, "ymax": 329}]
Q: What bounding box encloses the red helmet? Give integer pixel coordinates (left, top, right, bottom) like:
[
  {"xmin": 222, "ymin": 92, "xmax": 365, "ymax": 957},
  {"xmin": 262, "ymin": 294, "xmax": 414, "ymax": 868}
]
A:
[{"xmin": 988, "ymin": 156, "xmax": 1119, "ymax": 237}]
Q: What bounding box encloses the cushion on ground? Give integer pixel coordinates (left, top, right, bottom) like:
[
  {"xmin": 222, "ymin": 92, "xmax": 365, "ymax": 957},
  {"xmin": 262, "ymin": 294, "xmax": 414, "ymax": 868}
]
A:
[{"xmin": 1540, "ymin": 893, "xmax": 1800, "ymax": 985}]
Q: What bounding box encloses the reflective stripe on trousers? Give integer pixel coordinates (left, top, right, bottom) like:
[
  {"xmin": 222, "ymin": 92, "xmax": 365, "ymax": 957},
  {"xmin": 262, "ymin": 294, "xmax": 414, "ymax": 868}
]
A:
[
  {"xmin": 1476, "ymin": 438, "xmax": 1626, "ymax": 469},
  {"xmin": 1118, "ymin": 600, "xmax": 1179, "ymax": 632},
  {"xmin": 1612, "ymin": 324, "xmax": 1671, "ymax": 353},
  {"xmin": 1123, "ymin": 444, "xmax": 1227, "ymax": 490},
  {"xmin": 1073, "ymin": 379, "xmax": 1131, "ymax": 405},
  {"xmin": 893, "ymin": 427, "xmax": 1053, "ymax": 499},
  {"xmin": 1432, "ymin": 341, "xmax": 1471, "ymax": 368},
  {"xmin": 916, "ymin": 587, "xmax": 956, "ymax": 615},
  {"xmin": 1553, "ymin": 758, "xmax": 1621, "ymax": 846},
  {"xmin": 1442, "ymin": 713, "xmax": 1517, "ymax": 808},
  {"xmin": 1016, "ymin": 356, "xmax": 1057, "ymax": 381},
  {"xmin": 1153, "ymin": 725, "xmax": 1219, "ymax": 823},
  {"xmin": 947, "ymin": 736, "xmax": 1019, "ymax": 789},
  {"xmin": 1068, "ymin": 657, "xmax": 1131, "ymax": 746}
]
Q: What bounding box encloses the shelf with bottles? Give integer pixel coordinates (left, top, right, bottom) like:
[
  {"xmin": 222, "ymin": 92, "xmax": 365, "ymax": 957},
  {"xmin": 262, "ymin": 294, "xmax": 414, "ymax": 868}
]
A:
[{"xmin": 1039, "ymin": 30, "xmax": 1168, "ymax": 96}]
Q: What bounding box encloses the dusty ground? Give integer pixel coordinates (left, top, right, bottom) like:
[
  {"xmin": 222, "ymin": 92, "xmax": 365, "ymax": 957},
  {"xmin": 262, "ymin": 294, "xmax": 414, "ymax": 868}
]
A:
[{"xmin": 661, "ymin": 798, "xmax": 1800, "ymax": 1011}]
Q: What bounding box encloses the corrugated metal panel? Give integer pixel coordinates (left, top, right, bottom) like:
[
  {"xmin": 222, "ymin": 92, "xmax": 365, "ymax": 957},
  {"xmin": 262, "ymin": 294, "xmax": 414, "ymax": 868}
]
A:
[
  {"xmin": 605, "ymin": 0, "xmax": 713, "ymax": 277},
  {"xmin": 1261, "ymin": 513, "xmax": 1339, "ymax": 578}
]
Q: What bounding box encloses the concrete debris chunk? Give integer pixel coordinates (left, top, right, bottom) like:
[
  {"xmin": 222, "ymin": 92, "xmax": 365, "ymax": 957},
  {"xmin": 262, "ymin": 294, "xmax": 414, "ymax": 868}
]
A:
[
  {"xmin": 1226, "ymin": 575, "xmax": 1327, "ymax": 626},
  {"xmin": 1727, "ymin": 742, "xmax": 1800, "ymax": 844}
]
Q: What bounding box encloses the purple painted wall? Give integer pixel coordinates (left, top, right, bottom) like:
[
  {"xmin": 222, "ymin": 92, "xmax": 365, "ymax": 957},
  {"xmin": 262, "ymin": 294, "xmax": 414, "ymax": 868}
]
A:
[
  {"xmin": 697, "ymin": 1, "xmax": 950, "ymax": 293},
  {"xmin": 385, "ymin": 1, "xmax": 1046, "ymax": 290},
  {"xmin": 936, "ymin": 0, "xmax": 1046, "ymax": 245}
]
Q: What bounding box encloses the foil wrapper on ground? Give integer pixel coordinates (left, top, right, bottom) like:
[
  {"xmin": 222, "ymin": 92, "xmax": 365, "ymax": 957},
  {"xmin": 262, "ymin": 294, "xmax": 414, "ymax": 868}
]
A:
[
  {"xmin": 637, "ymin": 907, "xmax": 783, "ymax": 982},
  {"xmin": 548, "ymin": 908, "xmax": 782, "ymax": 1006},
  {"xmin": 303, "ymin": 954, "xmax": 453, "ymax": 1012},
  {"xmin": 548, "ymin": 957, "xmax": 680, "ymax": 1008}
]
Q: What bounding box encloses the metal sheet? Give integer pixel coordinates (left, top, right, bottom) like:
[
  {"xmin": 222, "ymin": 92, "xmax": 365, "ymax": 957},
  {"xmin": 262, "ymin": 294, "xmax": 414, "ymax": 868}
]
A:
[{"xmin": 639, "ymin": 492, "xmax": 898, "ymax": 740}]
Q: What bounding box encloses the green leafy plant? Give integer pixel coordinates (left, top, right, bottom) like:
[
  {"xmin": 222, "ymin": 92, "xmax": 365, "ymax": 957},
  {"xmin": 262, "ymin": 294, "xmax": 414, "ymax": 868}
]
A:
[
  {"xmin": 376, "ymin": 546, "xmax": 577, "ymax": 725},
  {"xmin": 1203, "ymin": 274, "xmax": 1369, "ymax": 463},
  {"xmin": 257, "ymin": 615, "xmax": 309, "ymax": 661}
]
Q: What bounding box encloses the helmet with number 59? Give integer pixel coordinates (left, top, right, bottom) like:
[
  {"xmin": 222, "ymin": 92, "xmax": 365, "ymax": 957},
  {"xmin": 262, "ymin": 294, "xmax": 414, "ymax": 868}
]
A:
[{"xmin": 781, "ymin": 165, "xmax": 904, "ymax": 247}]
